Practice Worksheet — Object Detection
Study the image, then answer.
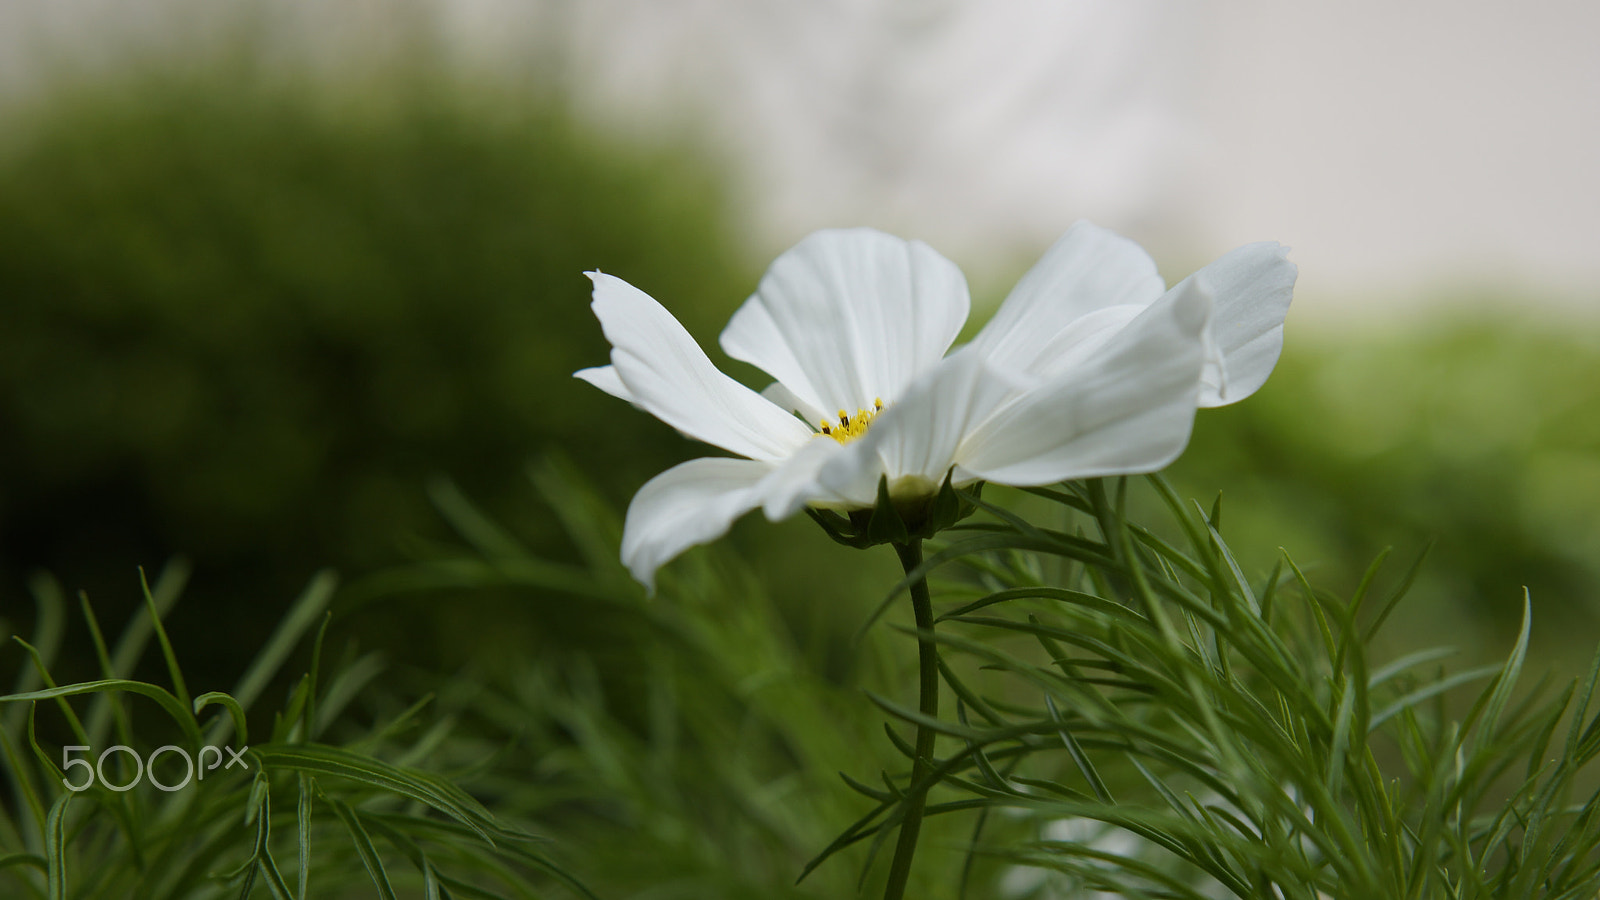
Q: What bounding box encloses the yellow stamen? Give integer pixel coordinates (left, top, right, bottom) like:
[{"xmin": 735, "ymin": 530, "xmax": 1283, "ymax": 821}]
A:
[{"xmin": 820, "ymin": 400, "xmax": 885, "ymax": 444}]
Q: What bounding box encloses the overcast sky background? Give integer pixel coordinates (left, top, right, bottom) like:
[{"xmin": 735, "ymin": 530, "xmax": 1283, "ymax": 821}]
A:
[{"xmin": 2, "ymin": 0, "xmax": 1595, "ymax": 324}]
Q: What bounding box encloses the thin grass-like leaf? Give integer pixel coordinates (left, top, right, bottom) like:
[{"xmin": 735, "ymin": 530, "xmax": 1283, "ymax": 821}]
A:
[
  {"xmin": 135, "ymin": 567, "xmax": 192, "ymax": 719},
  {"xmin": 212, "ymin": 571, "xmax": 337, "ymax": 746},
  {"xmin": 3, "ymin": 575, "xmax": 66, "ymax": 737},
  {"xmin": 75, "ymin": 593, "xmax": 135, "ymax": 755},
  {"xmin": 1043, "ymin": 694, "xmax": 1113, "ymax": 804},
  {"xmin": 329, "ymin": 798, "xmax": 399, "ymax": 900},
  {"xmin": 0, "ymin": 853, "xmax": 46, "ymax": 873},
  {"xmin": 297, "ymin": 772, "xmax": 313, "ymax": 900},
  {"xmin": 303, "ymin": 613, "xmax": 331, "ymax": 743},
  {"xmin": 428, "ymin": 478, "xmax": 530, "ymax": 562},
  {"xmin": 255, "ymin": 744, "xmax": 524, "ymax": 845},
  {"xmin": 82, "ymin": 558, "xmax": 190, "ymax": 747},
  {"xmin": 194, "ymin": 692, "xmax": 249, "ymax": 747},
  {"xmin": 1, "ymin": 680, "xmax": 202, "ymax": 749},
  {"xmin": 9, "ymin": 639, "xmax": 89, "ymax": 747},
  {"xmin": 1363, "ymin": 542, "xmax": 1432, "ymax": 643},
  {"xmin": 0, "ymin": 723, "xmax": 46, "ymax": 838},
  {"xmin": 312, "ymin": 652, "xmax": 385, "ymax": 738},
  {"xmin": 1475, "ymin": 592, "xmax": 1534, "ymax": 749},
  {"xmin": 42, "ymin": 794, "xmax": 67, "ymax": 900},
  {"xmin": 365, "ymin": 811, "xmax": 596, "ymax": 899}
]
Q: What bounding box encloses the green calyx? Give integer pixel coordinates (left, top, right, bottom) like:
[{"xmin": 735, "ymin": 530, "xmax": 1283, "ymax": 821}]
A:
[{"xmin": 804, "ymin": 471, "xmax": 981, "ymax": 549}]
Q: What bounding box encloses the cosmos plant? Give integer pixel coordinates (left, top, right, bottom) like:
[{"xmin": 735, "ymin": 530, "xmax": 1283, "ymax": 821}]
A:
[{"xmin": 578, "ymin": 221, "xmax": 1295, "ymax": 898}]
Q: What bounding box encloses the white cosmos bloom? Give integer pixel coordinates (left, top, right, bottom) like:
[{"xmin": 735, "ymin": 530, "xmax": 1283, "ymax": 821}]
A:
[{"xmin": 576, "ymin": 221, "xmax": 1295, "ymax": 590}]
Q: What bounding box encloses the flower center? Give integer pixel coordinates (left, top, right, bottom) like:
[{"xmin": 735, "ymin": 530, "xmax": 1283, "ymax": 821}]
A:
[{"xmin": 819, "ymin": 398, "xmax": 884, "ymax": 444}]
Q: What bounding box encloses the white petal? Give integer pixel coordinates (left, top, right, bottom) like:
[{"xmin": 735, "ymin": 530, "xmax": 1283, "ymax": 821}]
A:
[
  {"xmin": 967, "ymin": 221, "xmax": 1166, "ymax": 376},
  {"xmin": 1175, "ymin": 242, "xmax": 1297, "ymax": 407},
  {"xmin": 573, "ymin": 365, "xmax": 635, "ymax": 404},
  {"xmin": 956, "ymin": 275, "xmax": 1213, "ymax": 485},
  {"xmin": 719, "ymin": 228, "xmax": 970, "ymax": 416},
  {"xmin": 758, "ymin": 436, "xmax": 850, "ymax": 519},
  {"xmin": 813, "ymin": 351, "xmax": 1027, "ymax": 508},
  {"xmin": 588, "ymin": 272, "xmax": 814, "ymax": 461},
  {"xmin": 1012, "ymin": 303, "xmax": 1146, "ymax": 380},
  {"xmin": 621, "ymin": 456, "xmax": 773, "ymax": 593},
  {"xmin": 760, "ymin": 381, "xmax": 826, "ymax": 426}
]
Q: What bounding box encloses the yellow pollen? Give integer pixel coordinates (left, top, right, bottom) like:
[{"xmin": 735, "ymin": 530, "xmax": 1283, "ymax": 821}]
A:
[{"xmin": 820, "ymin": 397, "xmax": 885, "ymax": 444}]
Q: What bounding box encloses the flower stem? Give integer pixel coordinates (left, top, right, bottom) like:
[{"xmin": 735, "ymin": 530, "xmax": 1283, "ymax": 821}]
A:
[{"xmin": 883, "ymin": 539, "xmax": 938, "ymax": 900}]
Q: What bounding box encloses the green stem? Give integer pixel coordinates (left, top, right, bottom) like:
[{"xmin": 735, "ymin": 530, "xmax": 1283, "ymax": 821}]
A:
[{"xmin": 883, "ymin": 539, "xmax": 938, "ymax": 900}]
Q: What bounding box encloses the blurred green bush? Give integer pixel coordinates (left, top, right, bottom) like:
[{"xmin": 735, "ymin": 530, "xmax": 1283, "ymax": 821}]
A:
[
  {"xmin": 0, "ymin": 64, "xmax": 750, "ymax": 671},
  {"xmin": 1170, "ymin": 319, "xmax": 1600, "ymax": 656}
]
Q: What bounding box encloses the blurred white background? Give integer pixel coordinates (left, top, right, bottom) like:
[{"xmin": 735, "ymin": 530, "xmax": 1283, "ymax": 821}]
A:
[{"xmin": 2, "ymin": 0, "xmax": 1595, "ymax": 321}]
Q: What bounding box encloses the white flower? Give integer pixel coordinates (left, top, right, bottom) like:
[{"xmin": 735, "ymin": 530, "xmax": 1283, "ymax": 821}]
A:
[{"xmin": 576, "ymin": 222, "xmax": 1295, "ymax": 590}]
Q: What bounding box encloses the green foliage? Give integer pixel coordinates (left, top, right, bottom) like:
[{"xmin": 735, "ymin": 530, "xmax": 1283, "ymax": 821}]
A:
[
  {"xmin": 7, "ymin": 453, "xmax": 1596, "ymax": 898},
  {"xmin": 344, "ymin": 458, "xmax": 907, "ymax": 898},
  {"xmin": 1173, "ymin": 321, "xmax": 1600, "ymax": 645},
  {"xmin": 804, "ymin": 475, "xmax": 1600, "ymax": 898},
  {"xmin": 0, "ymin": 564, "xmax": 587, "ymax": 898},
  {"xmin": 353, "ymin": 461, "xmax": 1600, "ymax": 898}
]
